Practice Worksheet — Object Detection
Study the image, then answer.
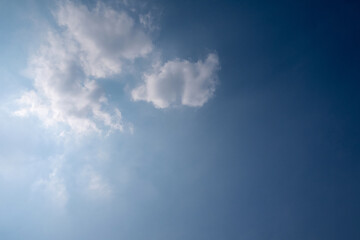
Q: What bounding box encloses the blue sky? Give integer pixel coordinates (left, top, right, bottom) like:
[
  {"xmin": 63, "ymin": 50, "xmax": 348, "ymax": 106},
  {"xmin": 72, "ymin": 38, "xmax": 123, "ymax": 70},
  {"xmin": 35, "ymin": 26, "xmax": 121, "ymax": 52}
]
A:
[{"xmin": 0, "ymin": 0, "xmax": 360, "ymax": 239}]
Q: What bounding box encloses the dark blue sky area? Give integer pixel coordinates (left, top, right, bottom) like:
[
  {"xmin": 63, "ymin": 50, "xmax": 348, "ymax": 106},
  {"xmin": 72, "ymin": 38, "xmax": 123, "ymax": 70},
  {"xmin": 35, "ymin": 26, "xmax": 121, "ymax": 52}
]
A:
[{"xmin": 127, "ymin": 0, "xmax": 360, "ymax": 239}]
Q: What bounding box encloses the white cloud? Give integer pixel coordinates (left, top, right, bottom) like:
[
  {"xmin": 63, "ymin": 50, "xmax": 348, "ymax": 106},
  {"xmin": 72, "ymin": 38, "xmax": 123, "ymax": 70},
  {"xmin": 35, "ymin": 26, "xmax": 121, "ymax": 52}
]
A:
[
  {"xmin": 14, "ymin": 32, "xmax": 123, "ymax": 134},
  {"xmin": 55, "ymin": 1, "xmax": 153, "ymax": 78},
  {"xmin": 131, "ymin": 53, "xmax": 220, "ymax": 108},
  {"xmin": 14, "ymin": 1, "xmax": 153, "ymax": 134}
]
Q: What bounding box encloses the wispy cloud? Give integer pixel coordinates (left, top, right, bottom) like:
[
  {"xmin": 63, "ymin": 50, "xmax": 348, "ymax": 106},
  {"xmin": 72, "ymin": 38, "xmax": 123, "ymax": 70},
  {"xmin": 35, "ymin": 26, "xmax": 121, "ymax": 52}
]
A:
[
  {"xmin": 80, "ymin": 166, "xmax": 112, "ymax": 199},
  {"xmin": 32, "ymin": 156, "xmax": 68, "ymax": 208}
]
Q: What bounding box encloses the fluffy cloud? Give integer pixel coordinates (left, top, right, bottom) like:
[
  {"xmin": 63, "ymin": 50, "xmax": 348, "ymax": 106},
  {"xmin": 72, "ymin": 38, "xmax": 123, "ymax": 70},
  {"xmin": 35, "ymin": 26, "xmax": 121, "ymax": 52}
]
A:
[
  {"xmin": 14, "ymin": 32, "xmax": 123, "ymax": 134},
  {"xmin": 15, "ymin": 1, "xmax": 153, "ymax": 134},
  {"xmin": 55, "ymin": 1, "xmax": 153, "ymax": 78},
  {"xmin": 131, "ymin": 53, "xmax": 220, "ymax": 108}
]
